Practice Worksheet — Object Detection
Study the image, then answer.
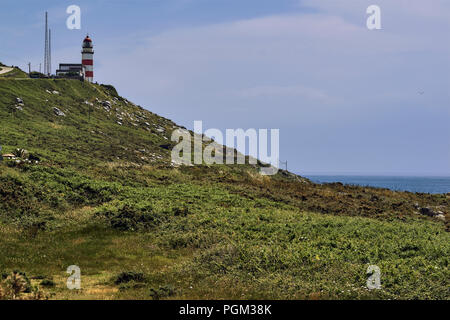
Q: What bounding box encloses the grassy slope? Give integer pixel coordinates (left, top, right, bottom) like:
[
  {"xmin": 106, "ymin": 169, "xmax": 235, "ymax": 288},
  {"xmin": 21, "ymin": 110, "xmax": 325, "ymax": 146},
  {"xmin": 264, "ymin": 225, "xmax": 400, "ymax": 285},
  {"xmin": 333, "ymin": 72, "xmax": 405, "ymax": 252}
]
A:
[
  {"xmin": 0, "ymin": 79, "xmax": 448, "ymax": 300},
  {"xmin": 0, "ymin": 67, "xmax": 28, "ymax": 79},
  {"xmin": 0, "ymin": 79, "xmax": 178, "ymax": 166}
]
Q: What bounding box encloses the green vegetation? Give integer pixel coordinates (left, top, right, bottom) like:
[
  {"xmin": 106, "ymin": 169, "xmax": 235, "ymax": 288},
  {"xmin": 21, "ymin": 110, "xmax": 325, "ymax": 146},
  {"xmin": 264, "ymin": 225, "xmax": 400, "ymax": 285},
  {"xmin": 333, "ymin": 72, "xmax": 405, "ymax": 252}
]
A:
[
  {"xmin": 29, "ymin": 71, "xmax": 47, "ymax": 79},
  {"xmin": 0, "ymin": 78, "xmax": 448, "ymax": 300}
]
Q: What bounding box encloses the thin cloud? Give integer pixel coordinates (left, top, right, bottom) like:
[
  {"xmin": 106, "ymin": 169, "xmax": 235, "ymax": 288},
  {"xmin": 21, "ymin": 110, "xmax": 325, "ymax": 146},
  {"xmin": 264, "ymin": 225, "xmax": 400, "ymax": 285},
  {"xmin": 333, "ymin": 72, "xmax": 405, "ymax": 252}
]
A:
[
  {"xmin": 237, "ymin": 85, "xmax": 332, "ymax": 102},
  {"xmin": 92, "ymin": 3, "xmax": 449, "ymax": 174}
]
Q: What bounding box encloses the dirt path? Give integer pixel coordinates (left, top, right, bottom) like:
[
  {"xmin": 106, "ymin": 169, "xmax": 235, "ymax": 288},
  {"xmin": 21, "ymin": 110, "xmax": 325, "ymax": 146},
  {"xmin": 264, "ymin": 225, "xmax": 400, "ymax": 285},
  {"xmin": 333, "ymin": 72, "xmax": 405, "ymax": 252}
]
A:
[{"xmin": 0, "ymin": 67, "xmax": 14, "ymax": 75}]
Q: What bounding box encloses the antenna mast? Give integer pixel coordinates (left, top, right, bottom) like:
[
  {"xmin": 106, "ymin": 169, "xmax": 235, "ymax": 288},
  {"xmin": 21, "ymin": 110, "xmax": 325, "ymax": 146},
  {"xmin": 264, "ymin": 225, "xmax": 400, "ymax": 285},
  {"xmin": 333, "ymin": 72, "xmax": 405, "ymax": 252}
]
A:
[
  {"xmin": 44, "ymin": 12, "xmax": 48, "ymax": 75},
  {"xmin": 43, "ymin": 12, "xmax": 52, "ymax": 76},
  {"xmin": 48, "ymin": 29, "xmax": 52, "ymax": 75}
]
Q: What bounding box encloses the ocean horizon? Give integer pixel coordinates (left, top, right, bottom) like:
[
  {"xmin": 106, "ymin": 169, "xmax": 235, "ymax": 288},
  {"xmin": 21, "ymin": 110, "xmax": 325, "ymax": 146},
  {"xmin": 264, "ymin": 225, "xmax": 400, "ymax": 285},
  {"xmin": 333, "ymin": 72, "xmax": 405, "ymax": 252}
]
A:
[{"xmin": 304, "ymin": 175, "xmax": 450, "ymax": 194}]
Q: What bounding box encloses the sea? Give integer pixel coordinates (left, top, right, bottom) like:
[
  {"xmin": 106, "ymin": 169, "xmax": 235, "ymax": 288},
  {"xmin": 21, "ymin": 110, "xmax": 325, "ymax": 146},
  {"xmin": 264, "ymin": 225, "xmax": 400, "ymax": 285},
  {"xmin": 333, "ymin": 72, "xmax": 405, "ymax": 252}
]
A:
[{"xmin": 304, "ymin": 175, "xmax": 450, "ymax": 194}]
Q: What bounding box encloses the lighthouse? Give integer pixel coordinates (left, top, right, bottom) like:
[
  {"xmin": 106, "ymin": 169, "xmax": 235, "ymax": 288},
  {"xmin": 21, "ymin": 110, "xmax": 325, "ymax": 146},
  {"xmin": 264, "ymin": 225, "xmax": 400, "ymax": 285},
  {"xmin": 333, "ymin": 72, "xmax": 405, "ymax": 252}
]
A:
[{"xmin": 82, "ymin": 35, "xmax": 94, "ymax": 82}]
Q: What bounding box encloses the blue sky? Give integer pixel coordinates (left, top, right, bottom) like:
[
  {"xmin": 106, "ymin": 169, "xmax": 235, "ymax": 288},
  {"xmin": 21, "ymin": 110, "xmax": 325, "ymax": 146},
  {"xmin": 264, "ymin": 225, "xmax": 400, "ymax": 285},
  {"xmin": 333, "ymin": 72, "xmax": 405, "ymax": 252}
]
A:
[{"xmin": 1, "ymin": 0, "xmax": 449, "ymax": 175}]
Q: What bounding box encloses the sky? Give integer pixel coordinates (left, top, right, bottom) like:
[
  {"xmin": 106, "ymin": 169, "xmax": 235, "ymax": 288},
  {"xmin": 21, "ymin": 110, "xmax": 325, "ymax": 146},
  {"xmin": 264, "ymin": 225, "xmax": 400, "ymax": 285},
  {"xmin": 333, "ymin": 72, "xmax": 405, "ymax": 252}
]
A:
[{"xmin": 1, "ymin": 0, "xmax": 449, "ymax": 176}]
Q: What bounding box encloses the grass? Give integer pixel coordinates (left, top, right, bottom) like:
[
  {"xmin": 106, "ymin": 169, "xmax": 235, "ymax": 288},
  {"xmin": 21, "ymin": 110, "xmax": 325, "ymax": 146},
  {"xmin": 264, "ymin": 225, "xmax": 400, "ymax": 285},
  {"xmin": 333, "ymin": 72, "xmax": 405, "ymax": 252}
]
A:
[
  {"xmin": 0, "ymin": 78, "xmax": 448, "ymax": 300},
  {"xmin": 0, "ymin": 195, "xmax": 447, "ymax": 300}
]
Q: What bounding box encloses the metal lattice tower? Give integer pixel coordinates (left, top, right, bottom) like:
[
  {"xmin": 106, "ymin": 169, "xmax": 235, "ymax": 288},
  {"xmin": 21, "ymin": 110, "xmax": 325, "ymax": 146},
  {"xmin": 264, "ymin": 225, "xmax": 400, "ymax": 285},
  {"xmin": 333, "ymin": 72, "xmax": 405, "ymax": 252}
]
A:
[
  {"xmin": 44, "ymin": 12, "xmax": 48, "ymax": 75},
  {"xmin": 43, "ymin": 12, "xmax": 51, "ymax": 76},
  {"xmin": 48, "ymin": 29, "xmax": 52, "ymax": 75}
]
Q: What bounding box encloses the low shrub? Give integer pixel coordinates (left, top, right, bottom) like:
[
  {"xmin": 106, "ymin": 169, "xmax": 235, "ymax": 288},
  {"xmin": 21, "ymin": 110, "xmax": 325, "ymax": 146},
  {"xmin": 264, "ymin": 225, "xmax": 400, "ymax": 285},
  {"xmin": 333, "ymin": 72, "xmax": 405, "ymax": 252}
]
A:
[
  {"xmin": 96, "ymin": 200, "xmax": 162, "ymax": 231},
  {"xmin": 149, "ymin": 285, "xmax": 176, "ymax": 300},
  {"xmin": 39, "ymin": 279, "xmax": 55, "ymax": 288},
  {"xmin": 114, "ymin": 271, "xmax": 146, "ymax": 285},
  {"xmin": 0, "ymin": 271, "xmax": 32, "ymax": 300},
  {"xmin": 172, "ymin": 206, "xmax": 190, "ymax": 217}
]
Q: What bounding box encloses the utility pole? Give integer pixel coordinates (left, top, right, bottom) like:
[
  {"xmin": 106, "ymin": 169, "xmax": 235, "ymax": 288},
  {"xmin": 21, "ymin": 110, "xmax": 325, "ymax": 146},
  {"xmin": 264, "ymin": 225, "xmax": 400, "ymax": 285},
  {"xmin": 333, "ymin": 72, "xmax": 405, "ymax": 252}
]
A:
[
  {"xmin": 279, "ymin": 159, "xmax": 288, "ymax": 171},
  {"xmin": 27, "ymin": 62, "xmax": 31, "ymax": 74}
]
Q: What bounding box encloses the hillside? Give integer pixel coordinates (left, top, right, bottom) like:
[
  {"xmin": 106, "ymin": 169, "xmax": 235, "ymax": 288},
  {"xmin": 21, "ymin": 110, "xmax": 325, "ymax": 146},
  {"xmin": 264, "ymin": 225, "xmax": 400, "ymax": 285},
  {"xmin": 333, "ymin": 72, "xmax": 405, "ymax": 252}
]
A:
[
  {"xmin": 0, "ymin": 65, "xmax": 28, "ymax": 79},
  {"xmin": 0, "ymin": 78, "xmax": 448, "ymax": 300}
]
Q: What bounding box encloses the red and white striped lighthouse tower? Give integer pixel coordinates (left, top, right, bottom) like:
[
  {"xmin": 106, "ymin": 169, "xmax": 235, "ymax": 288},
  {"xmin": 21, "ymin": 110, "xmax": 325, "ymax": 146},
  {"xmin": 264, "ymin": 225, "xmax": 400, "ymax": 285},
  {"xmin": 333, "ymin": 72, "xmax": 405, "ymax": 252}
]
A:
[{"xmin": 82, "ymin": 35, "xmax": 94, "ymax": 82}]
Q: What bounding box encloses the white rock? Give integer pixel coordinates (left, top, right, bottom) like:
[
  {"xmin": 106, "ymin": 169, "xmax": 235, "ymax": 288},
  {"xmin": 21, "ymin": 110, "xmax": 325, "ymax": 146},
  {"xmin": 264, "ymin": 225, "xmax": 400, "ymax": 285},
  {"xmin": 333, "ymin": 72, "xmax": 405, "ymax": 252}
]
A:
[{"xmin": 53, "ymin": 107, "xmax": 65, "ymax": 117}]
